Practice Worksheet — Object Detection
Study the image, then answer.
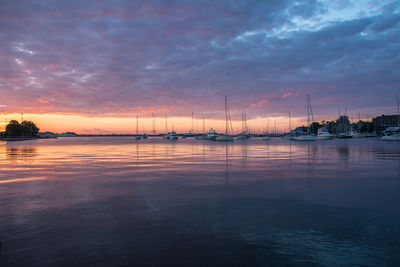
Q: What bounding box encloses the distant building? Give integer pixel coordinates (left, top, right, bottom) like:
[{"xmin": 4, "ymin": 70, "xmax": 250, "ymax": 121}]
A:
[
  {"xmin": 38, "ymin": 131, "xmax": 58, "ymax": 138},
  {"xmin": 58, "ymin": 132, "xmax": 78, "ymax": 137},
  {"xmin": 373, "ymin": 115, "xmax": 399, "ymax": 133}
]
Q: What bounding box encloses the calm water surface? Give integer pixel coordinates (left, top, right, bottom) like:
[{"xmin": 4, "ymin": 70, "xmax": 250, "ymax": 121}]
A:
[{"xmin": 1, "ymin": 137, "xmax": 400, "ymax": 266}]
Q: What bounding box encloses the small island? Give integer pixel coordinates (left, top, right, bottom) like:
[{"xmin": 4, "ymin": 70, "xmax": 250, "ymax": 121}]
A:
[{"xmin": 0, "ymin": 120, "xmax": 40, "ymax": 141}]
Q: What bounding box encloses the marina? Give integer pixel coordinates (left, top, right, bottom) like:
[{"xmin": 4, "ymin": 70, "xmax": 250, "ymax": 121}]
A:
[{"xmin": 1, "ymin": 0, "xmax": 399, "ymax": 266}]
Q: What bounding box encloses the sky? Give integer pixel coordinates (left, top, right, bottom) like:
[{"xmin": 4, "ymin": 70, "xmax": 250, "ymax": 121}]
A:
[{"xmin": 0, "ymin": 0, "xmax": 399, "ymax": 133}]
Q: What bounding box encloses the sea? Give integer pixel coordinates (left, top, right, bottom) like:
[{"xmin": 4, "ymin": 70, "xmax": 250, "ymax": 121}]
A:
[{"xmin": 0, "ymin": 137, "xmax": 399, "ymax": 266}]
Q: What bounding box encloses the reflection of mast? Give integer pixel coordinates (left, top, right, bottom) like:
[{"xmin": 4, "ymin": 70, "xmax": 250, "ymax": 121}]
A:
[
  {"xmin": 307, "ymin": 144, "xmax": 311, "ymax": 188},
  {"xmin": 136, "ymin": 141, "xmax": 139, "ymax": 167},
  {"xmin": 241, "ymin": 142, "xmax": 247, "ymax": 168},
  {"xmin": 225, "ymin": 143, "xmax": 230, "ymax": 185},
  {"xmin": 306, "ymin": 143, "xmax": 316, "ymax": 188}
]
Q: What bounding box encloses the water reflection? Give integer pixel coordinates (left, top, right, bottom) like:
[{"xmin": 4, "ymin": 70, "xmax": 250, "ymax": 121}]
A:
[
  {"xmin": 337, "ymin": 145, "xmax": 349, "ymax": 159},
  {"xmin": 6, "ymin": 146, "xmax": 37, "ymax": 160},
  {"xmin": 225, "ymin": 143, "xmax": 231, "ymax": 185},
  {"xmin": 306, "ymin": 143, "xmax": 316, "ymax": 188},
  {"xmin": 1, "ymin": 137, "xmax": 400, "ymax": 266},
  {"xmin": 136, "ymin": 140, "xmax": 139, "ymax": 167}
]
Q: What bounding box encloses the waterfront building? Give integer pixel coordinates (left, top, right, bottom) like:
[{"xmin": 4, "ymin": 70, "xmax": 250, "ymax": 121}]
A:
[{"xmin": 373, "ymin": 115, "xmax": 399, "ymax": 133}]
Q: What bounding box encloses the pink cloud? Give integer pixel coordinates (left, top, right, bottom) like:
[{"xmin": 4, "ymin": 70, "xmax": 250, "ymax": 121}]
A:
[
  {"xmin": 249, "ymin": 99, "xmax": 269, "ymax": 108},
  {"xmin": 282, "ymin": 92, "xmax": 293, "ymax": 98}
]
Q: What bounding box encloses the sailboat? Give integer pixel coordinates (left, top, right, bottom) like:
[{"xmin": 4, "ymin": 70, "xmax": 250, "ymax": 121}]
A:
[
  {"xmin": 215, "ymin": 96, "xmax": 234, "ymax": 141},
  {"xmin": 195, "ymin": 115, "xmax": 209, "ymax": 140},
  {"xmin": 169, "ymin": 122, "xmax": 178, "ymax": 140},
  {"xmin": 263, "ymin": 117, "xmax": 270, "ymax": 140},
  {"xmin": 163, "ymin": 114, "xmax": 170, "ymax": 139},
  {"xmin": 282, "ymin": 111, "xmax": 295, "ymax": 139},
  {"xmin": 236, "ymin": 113, "xmax": 250, "ymax": 139},
  {"xmin": 381, "ymin": 96, "xmax": 400, "ymax": 141},
  {"xmin": 135, "ymin": 115, "xmax": 141, "ymax": 140},
  {"xmin": 293, "ymin": 94, "xmax": 316, "ymax": 141},
  {"xmin": 182, "ymin": 112, "xmax": 195, "ymax": 138}
]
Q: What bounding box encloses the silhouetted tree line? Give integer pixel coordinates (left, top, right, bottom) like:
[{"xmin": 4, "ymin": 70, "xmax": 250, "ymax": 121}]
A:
[{"xmin": 2, "ymin": 120, "xmax": 39, "ymax": 137}]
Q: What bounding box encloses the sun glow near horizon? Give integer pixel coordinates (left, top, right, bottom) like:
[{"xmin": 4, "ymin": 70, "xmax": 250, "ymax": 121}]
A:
[{"xmin": 0, "ymin": 112, "xmax": 327, "ymax": 135}]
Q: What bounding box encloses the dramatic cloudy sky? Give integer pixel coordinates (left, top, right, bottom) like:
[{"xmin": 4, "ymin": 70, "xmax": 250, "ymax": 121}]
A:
[{"xmin": 0, "ymin": 0, "xmax": 399, "ymax": 132}]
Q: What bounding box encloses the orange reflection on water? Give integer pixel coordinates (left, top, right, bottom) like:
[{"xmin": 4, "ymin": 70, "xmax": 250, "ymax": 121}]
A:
[{"xmin": 0, "ymin": 177, "xmax": 45, "ymax": 184}]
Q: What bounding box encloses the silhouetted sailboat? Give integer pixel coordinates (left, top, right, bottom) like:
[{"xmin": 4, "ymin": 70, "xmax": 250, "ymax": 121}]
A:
[
  {"xmin": 135, "ymin": 115, "xmax": 141, "ymax": 140},
  {"xmin": 163, "ymin": 114, "xmax": 170, "ymax": 139},
  {"xmin": 293, "ymin": 94, "xmax": 316, "ymax": 141},
  {"xmin": 215, "ymin": 96, "xmax": 234, "ymax": 141},
  {"xmin": 236, "ymin": 113, "xmax": 250, "ymax": 139}
]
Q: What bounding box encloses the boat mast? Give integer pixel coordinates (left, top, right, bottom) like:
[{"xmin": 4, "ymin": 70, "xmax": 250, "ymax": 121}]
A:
[
  {"xmin": 152, "ymin": 112, "xmax": 156, "ymax": 134},
  {"xmin": 191, "ymin": 112, "xmax": 194, "ymax": 133},
  {"xmin": 225, "ymin": 96, "xmax": 228, "ymax": 134},
  {"xmin": 136, "ymin": 115, "xmax": 139, "ymax": 135},
  {"xmin": 165, "ymin": 114, "xmax": 168, "ymax": 133},
  {"xmin": 397, "ymin": 95, "xmax": 400, "ymax": 129},
  {"xmin": 288, "ymin": 111, "xmax": 292, "ymax": 132},
  {"xmin": 202, "ymin": 115, "xmax": 205, "ymax": 133}
]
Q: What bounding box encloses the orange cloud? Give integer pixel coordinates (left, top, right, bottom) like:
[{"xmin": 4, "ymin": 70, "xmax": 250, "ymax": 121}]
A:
[
  {"xmin": 249, "ymin": 99, "xmax": 269, "ymax": 108},
  {"xmin": 282, "ymin": 92, "xmax": 293, "ymax": 98}
]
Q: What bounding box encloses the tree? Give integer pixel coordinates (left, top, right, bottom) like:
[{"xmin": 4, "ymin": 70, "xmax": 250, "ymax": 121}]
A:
[
  {"xmin": 4, "ymin": 120, "xmax": 39, "ymax": 137},
  {"xmin": 5, "ymin": 120, "xmax": 22, "ymax": 136},
  {"xmin": 309, "ymin": 122, "xmax": 321, "ymax": 135},
  {"xmin": 21, "ymin": 121, "xmax": 39, "ymax": 136}
]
